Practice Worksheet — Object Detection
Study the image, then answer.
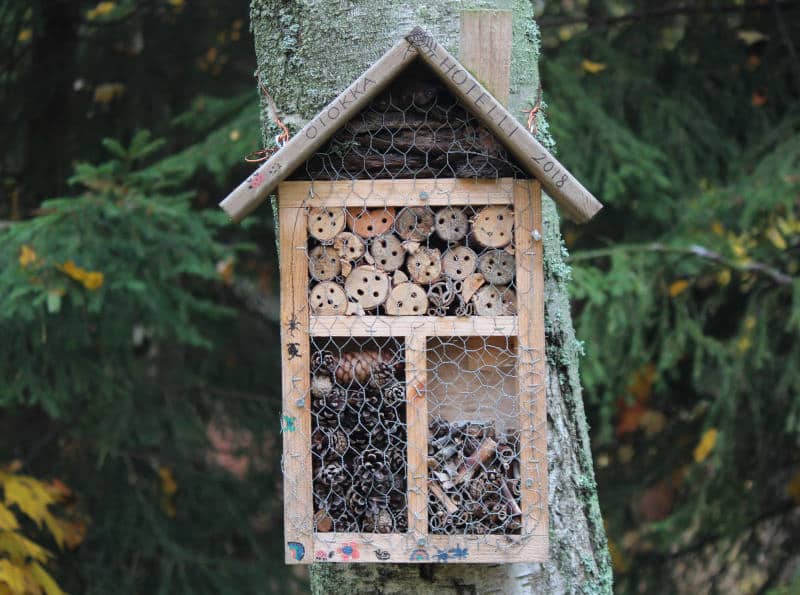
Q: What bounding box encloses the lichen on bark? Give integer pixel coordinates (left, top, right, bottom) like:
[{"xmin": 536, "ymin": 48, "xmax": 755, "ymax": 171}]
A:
[{"xmin": 249, "ymin": 2, "xmax": 612, "ymax": 592}]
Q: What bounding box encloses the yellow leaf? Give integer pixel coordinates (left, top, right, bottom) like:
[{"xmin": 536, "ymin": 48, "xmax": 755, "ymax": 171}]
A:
[
  {"xmin": 59, "ymin": 261, "xmax": 104, "ymax": 291},
  {"xmin": 42, "ymin": 512, "xmax": 65, "ymax": 549},
  {"xmin": 766, "ymin": 227, "xmax": 787, "ymax": 250},
  {"xmin": 0, "ymin": 559, "xmax": 26, "ymax": 594},
  {"xmin": 0, "ymin": 530, "xmax": 52, "ymax": 564},
  {"xmin": 19, "ymin": 245, "xmax": 37, "ymax": 268},
  {"xmin": 168, "ymin": 0, "xmax": 184, "ymax": 6},
  {"xmin": 736, "ymin": 335, "xmax": 752, "ymax": 353},
  {"xmin": 229, "ymin": 129, "xmax": 240, "ymax": 142},
  {"xmin": 158, "ymin": 467, "xmax": 178, "ymax": 496},
  {"xmin": 693, "ymin": 428, "xmax": 718, "ymax": 463},
  {"xmin": 608, "ymin": 538, "xmax": 630, "ymax": 574},
  {"xmin": 716, "ymin": 268, "xmax": 731, "ymax": 286},
  {"xmin": 1, "ymin": 472, "xmax": 56, "ymax": 527},
  {"xmin": 216, "ymin": 257, "xmax": 235, "ymax": 285},
  {"xmin": 17, "ymin": 29, "xmax": 32, "ymax": 42},
  {"xmin": 0, "ymin": 504, "xmax": 19, "ymax": 530},
  {"xmin": 710, "ymin": 221, "xmax": 725, "ymax": 236},
  {"xmin": 92, "ymin": 82, "xmax": 125, "ymax": 104},
  {"xmin": 86, "ymin": 1, "xmax": 116, "ymax": 19},
  {"xmin": 29, "ymin": 562, "xmax": 66, "ymax": 595},
  {"xmin": 786, "ymin": 470, "xmax": 800, "ymax": 505},
  {"xmin": 737, "ymin": 30, "xmax": 768, "ymax": 46},
  {"xmin": 669, "ymin": 279, "xmax": 690, "ymax": 297},
  {"xmin": 581, "ymin": 59, "xmax": 607, "ymax": 74}
]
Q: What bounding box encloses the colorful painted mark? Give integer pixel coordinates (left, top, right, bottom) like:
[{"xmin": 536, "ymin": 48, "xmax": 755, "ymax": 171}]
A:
[
  {"xmin": 281, "ymin": 415, "xmax": 296, "ymax": 433},
  {"xmin": 449, "ymin": 545, "xmax": 469, "ymax": 560},
  {"xmin": 287, "ymin": 541, "xmax": 305, "ymax": 561},
  {"xmin": 315, "ymin": 550, "xmax": 335, "ymax": 561},
  {"xmin": 338, "ymin": 542, "xmax": 360, "ymax": 561},
  {"xmin": 374, "ymin": 549, "xmax": 390, "ymax": 560},
  {"xmin": 409, "ymin": 546, "xmax": 429, "ymax": 561}
]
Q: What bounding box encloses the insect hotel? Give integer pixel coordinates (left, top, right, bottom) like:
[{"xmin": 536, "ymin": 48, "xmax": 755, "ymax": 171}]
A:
[{"xmin": 220, "ymin": 25, "xmax": 602, "ymax": 564}]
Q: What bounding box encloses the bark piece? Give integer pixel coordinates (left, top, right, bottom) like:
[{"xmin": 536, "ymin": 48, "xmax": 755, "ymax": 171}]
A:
[
  {"xmin": 441, "ymin": 245, "xmax": 477, "ymax": 280},
  {"xmin": 384, "ymin": 282, "xmax": 428, "ymax": 316},
  {"xmin": 308, "ymin": 245, "xmax": 341, "ymax": 281},
  {"xmin": 309, "ymin": 281, "xmax": 348, "ymax": 315},
  {"xmin": 406, "ymin": 247, "xmax": 442, "ymax": 285},
  {"xmin": 473, "ymin": 285, "xmax": 517, "ymax": 316},
  {"xmin": 434, "ymin": 207, "xmax": 468, "ymax": 242},
  {"xmin": 344, "ymin": 265, "xmax": 390, "ymax": 310},
  {"xmin": 307, "ymin": 207, "xmax": 346, "ymax": 243},
  {"xmin": 472, "ymin": 206, "xmax": 514, "ymax": 248},
  {"xmin": 477, "ymin": 249, "xmax": 515, "ymax": 285},
  {"xmin": 346, "ymin": 207, "xmax": 396, "ymax": 238},
  {"xmin": 395, "ymin": 206, "xmax": 435, "ymax": 240},
  {"xmin": 333, "ymin": 231, "xmax": 365, "ymax": 261},
  {"xmin": 369, "ymin": 233, "xmax": 405, "ymax": 271}
]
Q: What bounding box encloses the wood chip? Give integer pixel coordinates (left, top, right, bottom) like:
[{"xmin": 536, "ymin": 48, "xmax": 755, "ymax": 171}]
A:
[
  {"xmin": 477, "ymin": 249, "xmax": 515, "ymax": 285},
  {"xmin": 333, "ymin": 231, "xmax": 365, "ymax": 261},
  {"xmin": 441, "ymin": 245, "xmax": 478, "ymax": 280},
  {"xmin": 385, "ymin": 282, "xmax": 428, "ymax": 316},
  {"xmin": 346, "ymin": 207, "xmax": 396, "ymax": 238},
  {"xmin": 406, "ymin": 247, "xmax": 442, "ymax": 285},
  {"xmin": 344, "ymin": 265, "xmax": 390, "ymax": 310},
  {"xmin": 473, "ymin": 285, "xmax": 517, "ymax": 316},
  {"xmin": 395, "ymin": 207, "xmax": 435, "ymax": 241},
  {"xmin": 309, "ymin": 281, "xmax": 348, "ymax": 315},
  {"xmin": 308, "ymin": 245, "xmax": 341, "ymax": 281},
  {"xmin": 369, "ymin": 233, "xmax": 405, "ymax": 271},
  {"xmin": 434, "ymin": 207, "xmax": 468, "ymax": 242},
  {"xmin": 472, "ymin": 206, "xmax": 514, "ymax": 248},
  {"xmin": 461, "ymin": 272, "xmax": 486, "ymax": 304},
  {"xmin": 307, "ymin": 207, "xmax": 346, "ymax": 243}
]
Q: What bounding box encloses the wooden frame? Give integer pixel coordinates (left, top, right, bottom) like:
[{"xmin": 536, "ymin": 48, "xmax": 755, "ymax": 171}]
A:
[{"xmin": 280, "ymin": 178, "xmax": 547, "ymax": 564}]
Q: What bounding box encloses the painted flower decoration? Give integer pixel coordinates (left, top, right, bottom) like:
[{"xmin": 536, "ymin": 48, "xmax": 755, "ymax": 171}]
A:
[{"xmin": 338, "ymin": 542, "xmax": 360, "ymax": 561}]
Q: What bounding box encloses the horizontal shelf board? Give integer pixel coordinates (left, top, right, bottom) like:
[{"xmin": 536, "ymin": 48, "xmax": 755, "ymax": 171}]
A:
[
  {"xmin": 308, "ymin": 315, "xmax": 518, "ymax": 337},
  {"xmin": 292, "ymin": 531, "xmax": 547, "ymax": 564},
  {"xmin": 279, "ymin": 178, "xmax": 517, "ymax": 208}
]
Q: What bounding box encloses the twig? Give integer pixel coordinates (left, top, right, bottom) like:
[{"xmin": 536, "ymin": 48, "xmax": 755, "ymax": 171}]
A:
[{"xmin": 570, "ymin": 242, "xmax": 793, "ymax": 286}]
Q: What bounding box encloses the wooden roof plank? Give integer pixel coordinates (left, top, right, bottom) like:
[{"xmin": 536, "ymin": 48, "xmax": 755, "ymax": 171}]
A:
[
  {"xmin": 405, "ymin": 27, "xmax": 602, "ymax": 223},
  {"xmin": 219, "ymin": 37, "xmax": 417, "ymax": 222}
]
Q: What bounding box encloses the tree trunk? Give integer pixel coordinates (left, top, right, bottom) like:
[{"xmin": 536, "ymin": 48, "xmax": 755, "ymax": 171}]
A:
[{"xmin": 249, "ymin": 2, "xmax": 612, "ymax": 592}]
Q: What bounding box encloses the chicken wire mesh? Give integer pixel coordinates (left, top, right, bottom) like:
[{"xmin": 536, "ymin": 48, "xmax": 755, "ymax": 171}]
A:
[{"xmin": 281, "ymin": 61, "xmax": 545, "ymax": 557}]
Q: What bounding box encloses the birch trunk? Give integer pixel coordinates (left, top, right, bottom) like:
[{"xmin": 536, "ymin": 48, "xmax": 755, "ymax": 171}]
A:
[{"xmin": 249, "ymin": 2, "xmax": 612, "ymax": 592}]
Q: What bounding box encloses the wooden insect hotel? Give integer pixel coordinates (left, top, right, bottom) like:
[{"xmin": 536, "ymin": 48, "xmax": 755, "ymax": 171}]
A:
[{"xmin": 220, "ymin": 24, "xmax": 602, "ymax": 564}]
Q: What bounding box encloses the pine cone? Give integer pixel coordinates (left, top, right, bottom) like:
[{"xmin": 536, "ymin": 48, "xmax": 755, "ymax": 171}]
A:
[
  {"xmin": 334, "ymin": 350, "xmax": 395, "ymax": 386},
  {"xmin": 381, "ymin": 380, "xmax": 405, "ymax": 406},
  {"xmin": 312, "ymin": 350, "xmax": 337, "ymax": 375}
]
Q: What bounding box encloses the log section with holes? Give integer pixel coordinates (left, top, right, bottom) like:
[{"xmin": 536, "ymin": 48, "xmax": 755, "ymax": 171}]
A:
[{"xmin": 279, "ymin": 178, "xmax": 546, "ymax": 564}]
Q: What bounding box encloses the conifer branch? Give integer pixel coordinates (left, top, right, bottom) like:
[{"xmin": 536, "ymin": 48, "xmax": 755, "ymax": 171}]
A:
[
  {"xmin": 571, "ymin": 242, "xmax": 794, "ymax": 286},
  {"xmin": 538, "ymin": 1, "xmax": 798, "ymax": 29}
]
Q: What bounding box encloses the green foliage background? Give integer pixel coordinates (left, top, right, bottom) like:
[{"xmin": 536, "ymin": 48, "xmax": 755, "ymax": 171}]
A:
[{"xmin": 0, "ymin": 1, "xmax": 798, "ymax": 593}]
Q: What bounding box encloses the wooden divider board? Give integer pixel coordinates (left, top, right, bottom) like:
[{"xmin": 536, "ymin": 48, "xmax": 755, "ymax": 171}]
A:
[{"xmin": 279, "ymin": 179, "xmax": 547, "ymax": 564}]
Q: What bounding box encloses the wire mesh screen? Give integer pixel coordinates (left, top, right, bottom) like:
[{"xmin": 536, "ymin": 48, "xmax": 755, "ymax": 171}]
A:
[
  {"xmin": 280, "ymin": 60, "xmax": 545, "ymax": 563},
  {"xmin": 427, "ymin": 337, "xmax": 521, "ymax": 535},
  {"xmin": 310, "ymin": 337, "xmax": 407, "ymax": 534}
]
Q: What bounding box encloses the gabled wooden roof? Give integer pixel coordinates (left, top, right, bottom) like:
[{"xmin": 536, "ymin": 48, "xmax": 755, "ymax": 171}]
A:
[{"xmin": 219, "ymin": 26, "xmax": 603, "ymax": 224}]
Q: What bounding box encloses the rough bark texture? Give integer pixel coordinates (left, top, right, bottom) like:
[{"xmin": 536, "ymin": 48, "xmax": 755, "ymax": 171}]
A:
[{"xmin": 250, "ymin": 2, "xmax": 612, "ymax": 593}]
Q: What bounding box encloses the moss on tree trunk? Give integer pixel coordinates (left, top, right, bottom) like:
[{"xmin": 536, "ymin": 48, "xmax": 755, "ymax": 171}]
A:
[{"xmin": 250, "ymin": 1, "xmax": 612, "ymax": 592}]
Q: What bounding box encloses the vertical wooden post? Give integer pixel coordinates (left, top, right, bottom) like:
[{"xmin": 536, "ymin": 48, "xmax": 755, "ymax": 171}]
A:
[
  {"xmin": 459, "ymin": 10, "xmax": 513, "ymax": 106},
  {"xmin": 514, "ymin": 180, "xmax": 548, "ymax": 541},
  {"xmin": 279, "ymin": 206, "xmax": 313, "ymax": 563},
  {"xmin": 405, "ymin": 332, "xmax": 428, "ymax": 538}
]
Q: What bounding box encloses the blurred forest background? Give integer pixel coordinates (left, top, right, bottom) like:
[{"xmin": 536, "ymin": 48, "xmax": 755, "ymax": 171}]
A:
[{"xmin": 1, "ymin": 0, "xmax": 799, "ymax": 593}]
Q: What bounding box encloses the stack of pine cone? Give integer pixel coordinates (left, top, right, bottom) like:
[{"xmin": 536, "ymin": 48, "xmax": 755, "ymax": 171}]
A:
[
  {"xmin": 427, "ymin": 417, "xmax": 522, "ymax": 535},
  {"xmin": 310, "ymin": 348, "xmax": 407, "ymax": 533}
]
